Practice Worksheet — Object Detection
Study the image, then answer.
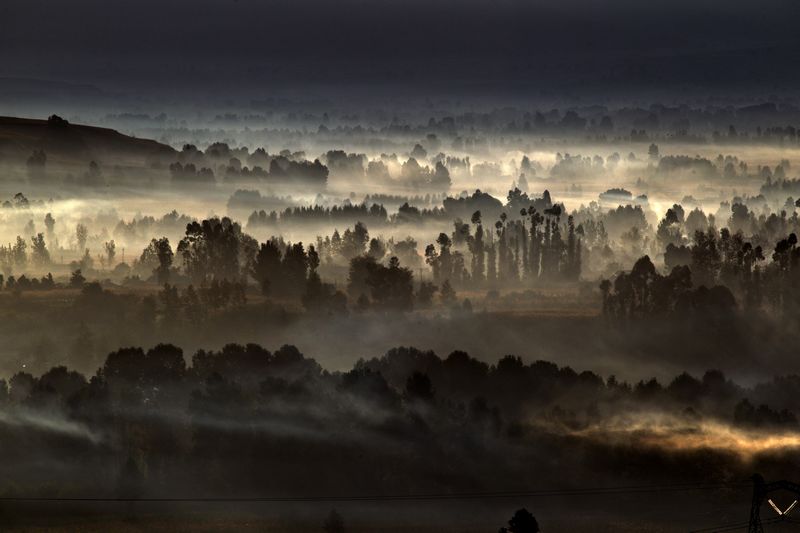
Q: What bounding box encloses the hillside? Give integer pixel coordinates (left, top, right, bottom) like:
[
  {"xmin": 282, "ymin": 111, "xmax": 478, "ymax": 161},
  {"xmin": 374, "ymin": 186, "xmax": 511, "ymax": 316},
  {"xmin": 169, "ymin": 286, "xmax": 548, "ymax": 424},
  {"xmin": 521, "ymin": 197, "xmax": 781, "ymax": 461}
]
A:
[{"xmin": 0, "ymin": 115, "xmax": 175, "ymax": 164}]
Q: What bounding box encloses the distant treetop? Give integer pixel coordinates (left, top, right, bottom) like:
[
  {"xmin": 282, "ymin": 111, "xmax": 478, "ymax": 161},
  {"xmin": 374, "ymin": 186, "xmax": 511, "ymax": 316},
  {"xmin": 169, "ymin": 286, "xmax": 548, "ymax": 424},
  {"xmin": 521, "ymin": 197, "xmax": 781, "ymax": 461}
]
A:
[{"xmin": 47, "ymin": 114, "xmax": 69, "ymax": 127}]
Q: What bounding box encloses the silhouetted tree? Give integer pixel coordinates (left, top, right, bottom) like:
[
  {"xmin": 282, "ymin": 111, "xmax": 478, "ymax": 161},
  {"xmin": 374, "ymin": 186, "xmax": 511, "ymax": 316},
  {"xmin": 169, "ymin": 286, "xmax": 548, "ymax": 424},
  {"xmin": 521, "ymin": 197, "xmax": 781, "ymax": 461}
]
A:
[
  {"xmin": 178, "ymin": 218, "xmax": 248, "ymax": 283},
  {"xmin": 30, "ymin": 233, "xmax": 50, "ymax": 267},
  {"xmin": 70, "ymin": 269, "xmax": 86, "ymax": 288},
  {"xmin": 505, "ymin": 508, "xmax": 540, "ymax": 533},
  {"xmin": 76, "ymin": 223, "xmax": 88, "ymax": 252}
]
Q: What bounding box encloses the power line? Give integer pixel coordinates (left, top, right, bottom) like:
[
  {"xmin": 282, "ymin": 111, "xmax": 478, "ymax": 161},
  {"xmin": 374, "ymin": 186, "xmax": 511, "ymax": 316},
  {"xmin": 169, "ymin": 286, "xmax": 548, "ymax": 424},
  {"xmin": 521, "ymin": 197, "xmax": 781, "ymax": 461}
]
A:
[
  {"xmin": 0, "ymin": 480, "xmax": 749, "ymax": 503},
  {"xmin": 690, "ymin": 517, "xmax": 783, "ymax": 533}
]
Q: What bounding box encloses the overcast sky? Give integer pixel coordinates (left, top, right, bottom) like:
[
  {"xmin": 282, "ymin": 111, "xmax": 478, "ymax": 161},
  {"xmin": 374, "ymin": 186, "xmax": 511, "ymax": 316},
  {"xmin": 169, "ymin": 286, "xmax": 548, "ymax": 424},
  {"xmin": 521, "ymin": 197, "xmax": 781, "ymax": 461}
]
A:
[{"xmin": 2, "ymin": 0, "xmax": 799, "ymax": 97}]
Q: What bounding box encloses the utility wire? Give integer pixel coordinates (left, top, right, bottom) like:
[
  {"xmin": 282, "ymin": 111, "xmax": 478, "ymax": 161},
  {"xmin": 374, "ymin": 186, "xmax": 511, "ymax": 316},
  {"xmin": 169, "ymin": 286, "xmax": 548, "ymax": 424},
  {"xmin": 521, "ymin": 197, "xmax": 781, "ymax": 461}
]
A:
[
  {"xmin": 0, "ymin": 480, "xmax": 750, "ymax": 503},
  {"xmin": 690, "ymin": 516, "xmax": 785, "ymax": 532}
]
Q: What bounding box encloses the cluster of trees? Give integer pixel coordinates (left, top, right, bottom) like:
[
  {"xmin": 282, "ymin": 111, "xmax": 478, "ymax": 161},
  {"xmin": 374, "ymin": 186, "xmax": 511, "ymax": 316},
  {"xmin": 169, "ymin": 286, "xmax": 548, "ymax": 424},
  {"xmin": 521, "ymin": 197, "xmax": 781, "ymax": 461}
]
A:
[
  {"xmin": 114, "ymin": 210, "xmax": 194, "ymax": 242},
  {"xmin": 0, "ymin": 192, "xmax": 36, "ymax": 209},
  {"xmin": 168, "ymin": 162, "xmax": 215, "ymax": 184},
  {"xmin": 363, "ymin": 192, "xmax": 445, "ymax": 208},
  {"xmin": 175, "ymin": 143, "xmax": 328, "ymax": 188},
  {"xmin": 9, "ymin": 196, "xmax": 800, "ymax": 327},
  {"xmin": 599, "ymin": 256, "xmax": 736, "ymax": 321},
  {"xmin": 250, "ymin": 156, "xmax": 328, "ymax": 187},
  {"xmin": 346, "ymin": 256, "xmax": 414, "ymax": 311},
  {"xmin": 252, "ymin": 231, "xmax": 423, "ymax": 313},
  {"xmin": 764, "ymin": 233, "xmax": 800, "ymax": 316},
  {"xmin": 245, "ymin": 190, "xmax": 509, "ymax": 231},
  {"xmin": 218, "ymin": 155, "xmax": 329, "ymax": 187},
  {"xmin": 0, "ymin": 272, "xmax": 56, "ymax": 291},
  {"xmin": 247, "ymin": 203, "xmax": 388, "ymax": 229},
  {"xmin": 135, "ymin": 237, "xmax": 175, "ymax": 282},
  {"xmin": 665, "ymin": 227, "xmax": 766, "ymax": 300},
  {"xmin": 0, "ymin": 236, "xmax": 33, "ymax": 275},
  {"xmin": 119, "ymin": 218, "xmax": 444, "ymax": 313},
  {"xmin": 397, "ymin": 158, "xmax": 451, "ymax": 191},
  {"xmin": 134, "ymin": 219, "xmax": 340, "ymax": 310},
  {"xmin": 550, "ymin": 153, "xmax": 605, "ymax": 179},
  {"xmin": 0, "ymin": 232, "xmax": 55, "ymax": 274},
  {"xmin": 117, "ymin": 102, "xmax": 800, "ymax": 152},
  {"xmin": 656, "ymin": 155, "xmax": 717, "ymax": 177},
  {"xmin": 442, "ymin": 190, "xmax": 504, "ymax": 221},
  {"xmin": 323, "ymin": 150, "xmax": 452, "ymax": 192},
  {"xmin": 573, "ymin": 188, "xmax": 800, "ymax": 282},
  {"xmin": 16, "ymin": 188, "xmax": 800, "ymax": 323},
  {"xmin": 313, "ymin": 222, "xmax": 371, "ymax": 263},
  {"xmin": 127, "ymin": 220, "xmax": 257, "ymax": 287},
  {"xmin": 760, "ymin": 176, "xmax": 800, "ymax": 199},
  {"xmin": 424, "ymin": 202, "xmax": 582, "ymax": 289},
  {"xmin": 313, "ymin": 225, "xmax": 423, "ymax": 270},
  {"xmin": 177, "ymin": 218, "xmax": 256, "ymax": 283},
  {"xmin": 251, "ymin": 237, "xmax": 348, "ymax": 313},
  {"xmin": 0, "ymin": 341, "xmax": 796, "ymax": 503},
  {"xmin": 119, "ymin": 198, "xmax": 593, "ymax": 311},
  {"xmin": 603, "ymin": 224, "xmax": 800, "ymax": 320},
  {"xmin": 648, "ymin": 191, "xmax": 800, "ymax": 254},
  {"xmin": 390, "ymin": 202, "xmax": 450, "ymax": 224},
  {"xmin": 0, "ymin": 212, "xmax": 135, "ymax": 280}
]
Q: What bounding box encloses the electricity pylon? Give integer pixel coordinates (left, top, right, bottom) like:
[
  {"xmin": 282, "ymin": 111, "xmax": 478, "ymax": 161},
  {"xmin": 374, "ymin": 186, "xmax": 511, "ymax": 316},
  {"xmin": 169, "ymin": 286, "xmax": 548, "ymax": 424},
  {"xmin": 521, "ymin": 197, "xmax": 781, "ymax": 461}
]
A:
[{"xmin": 749, "ymin": 473, "xmax": 800, "ymax": 532}]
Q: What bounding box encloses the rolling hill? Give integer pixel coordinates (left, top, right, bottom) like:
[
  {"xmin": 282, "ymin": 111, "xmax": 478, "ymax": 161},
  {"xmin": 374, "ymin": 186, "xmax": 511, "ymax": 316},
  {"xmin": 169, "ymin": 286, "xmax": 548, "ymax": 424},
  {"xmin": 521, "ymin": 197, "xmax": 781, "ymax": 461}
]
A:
[{"xmin": 0, "ymin": 115, "xmax": 175, "ymax": 165}]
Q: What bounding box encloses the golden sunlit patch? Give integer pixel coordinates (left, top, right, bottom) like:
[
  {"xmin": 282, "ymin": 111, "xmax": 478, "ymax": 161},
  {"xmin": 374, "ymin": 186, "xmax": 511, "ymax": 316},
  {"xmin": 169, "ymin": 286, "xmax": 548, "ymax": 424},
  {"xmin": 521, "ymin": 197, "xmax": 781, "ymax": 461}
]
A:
[{"xmin": 555, "ymin": 412, "xmax": 800, "ymax": 459}]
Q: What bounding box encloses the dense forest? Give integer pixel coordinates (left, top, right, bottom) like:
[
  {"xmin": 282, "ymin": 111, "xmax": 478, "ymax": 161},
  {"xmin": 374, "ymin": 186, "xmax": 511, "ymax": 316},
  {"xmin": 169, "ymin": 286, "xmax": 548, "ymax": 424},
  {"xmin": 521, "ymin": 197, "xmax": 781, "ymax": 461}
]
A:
[{"xmin": 3, "ymin": 101, "xmax": 800, "ymax": 531}]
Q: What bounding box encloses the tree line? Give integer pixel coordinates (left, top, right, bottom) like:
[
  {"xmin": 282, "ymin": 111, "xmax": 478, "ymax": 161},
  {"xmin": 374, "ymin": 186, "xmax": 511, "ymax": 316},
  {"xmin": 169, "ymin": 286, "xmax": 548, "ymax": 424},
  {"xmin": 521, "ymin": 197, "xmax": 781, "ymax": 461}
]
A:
[{"xmin": 0, "ymin": 341, "xmax": 796, "ymax": 507}]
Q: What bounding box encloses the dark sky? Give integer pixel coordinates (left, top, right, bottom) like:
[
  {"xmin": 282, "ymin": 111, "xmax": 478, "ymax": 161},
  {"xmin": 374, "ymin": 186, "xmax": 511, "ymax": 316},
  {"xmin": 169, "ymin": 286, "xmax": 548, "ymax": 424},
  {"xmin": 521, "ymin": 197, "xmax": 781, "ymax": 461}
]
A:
[{"xmin": 2, "ymin": 0, "xmax": 800, "ymax": 98}]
